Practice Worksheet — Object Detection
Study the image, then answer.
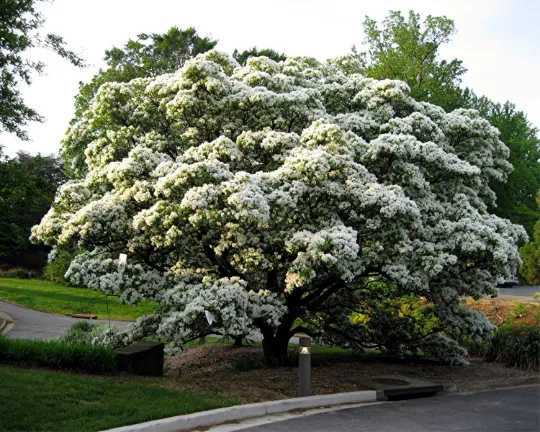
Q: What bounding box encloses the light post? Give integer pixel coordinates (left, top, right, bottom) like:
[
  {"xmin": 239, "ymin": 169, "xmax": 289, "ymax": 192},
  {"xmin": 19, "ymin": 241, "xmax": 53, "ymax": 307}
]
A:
[{"xmin": 296, "ymin": 333, "xmax": 312, "ymax": 397}]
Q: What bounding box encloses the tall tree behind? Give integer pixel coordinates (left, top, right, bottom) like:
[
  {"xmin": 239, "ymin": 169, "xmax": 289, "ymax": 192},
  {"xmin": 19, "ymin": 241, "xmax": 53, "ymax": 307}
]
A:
[
  {"xmin": 359, "ymin": 10, "xmax": 540, "ymax": 238},
  {"xmin": 470, "ymin": 97, "xmax": 540, "ymax": 236},
  {"xmin": 0, "ymin": 151, "xmax": 65, "ymax": 270},
  {"xmin": 232, "ymin": 47, "xmax": 287, "ymax": 65},
  {"xmin": 62, "ymin": 26, "xmax": 217, "ymax": 178},
  {"xmin": 0, "ymin": 0, "xmax": 84, "ymax": 142},
  {"xmin": 361, "ymin": 10, "xmax": 469, "ymax": 112}
]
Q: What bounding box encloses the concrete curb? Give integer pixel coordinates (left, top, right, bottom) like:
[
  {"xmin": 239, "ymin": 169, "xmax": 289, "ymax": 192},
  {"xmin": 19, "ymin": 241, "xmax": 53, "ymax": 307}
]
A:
[
  {"xmin": 0, "ymin": 310, "xmax": 14, "ymax": 335},
  {"xmin": 101, "ymin": 390, "xmax": 378, "ymax": 432}
]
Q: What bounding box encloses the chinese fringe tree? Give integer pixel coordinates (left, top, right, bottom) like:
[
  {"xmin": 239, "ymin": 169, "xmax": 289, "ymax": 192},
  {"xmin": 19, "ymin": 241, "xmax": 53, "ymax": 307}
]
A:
[{"xmin": 32, "ymin": 51, "xmax": 526, "ymax": 364}]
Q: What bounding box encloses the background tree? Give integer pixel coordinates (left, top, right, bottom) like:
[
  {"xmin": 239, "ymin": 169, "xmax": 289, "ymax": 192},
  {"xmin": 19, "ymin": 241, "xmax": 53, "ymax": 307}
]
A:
[
  {"xmin": 359, "ymin": 10, "xmax": 540, "ymax": 239},
  {"xmin": 63, "ymin": 26, "xmax": 217, "ymax": 178},
  {"xmin": 0, "ymin": 151, "xmax": 65, "ymax": 270},
  {"xmin": 0, "ymin": 0, "xmax": 84, "ymax": 142},
  {"xmin": 33, "ymin": 52, "xmax": 525, "ymax": 364},
  {"xmin": 361, "ymin": 10, "xmax": 468, "ymax": 112},
  {"xmin": 468, "ymin": 98, "xmax": 540, "ymax": 237},
  {"xmin": 519, "ymin": 192, "xmax": 540, "ymax": 285},
  {"xmin": 232, "ymin": 47, "xmax": 287, "ymax": 66}
]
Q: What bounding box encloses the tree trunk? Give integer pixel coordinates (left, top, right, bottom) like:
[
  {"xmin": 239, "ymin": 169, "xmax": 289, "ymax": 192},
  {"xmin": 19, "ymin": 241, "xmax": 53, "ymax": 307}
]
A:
[
  {"xmin": 260, "ymin": 315, "xmax": 295, "ymax": 365},
  {"xmin": 233, "ymin": 335, "xmax": 243, "ymax": 347}
]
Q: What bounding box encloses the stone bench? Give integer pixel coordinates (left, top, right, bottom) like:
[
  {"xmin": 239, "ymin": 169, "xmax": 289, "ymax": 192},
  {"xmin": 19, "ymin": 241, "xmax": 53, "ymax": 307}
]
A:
[{"xmin": 116, "ymin": 341, "xmax": 164, "ymax": 376}]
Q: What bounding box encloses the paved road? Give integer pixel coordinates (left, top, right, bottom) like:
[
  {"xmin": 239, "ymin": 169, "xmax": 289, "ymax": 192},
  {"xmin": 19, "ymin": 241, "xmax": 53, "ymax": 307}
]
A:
[
  {"xmin": 0, "ymin": 300, "xmax": 130, "ymax": 340},
  {"xmin": 498, "ymin": 286, "xmax": 538, "ymax": 297},
  {"xmin": 242, "ymin": 386, "xmax": 540, "ymax": 432}
]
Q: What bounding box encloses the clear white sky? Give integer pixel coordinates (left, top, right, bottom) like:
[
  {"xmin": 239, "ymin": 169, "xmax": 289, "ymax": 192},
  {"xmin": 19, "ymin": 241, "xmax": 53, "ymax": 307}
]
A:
[{"xmin": 3, "ymin": 0, "xmax": 540, "ymax": 157}]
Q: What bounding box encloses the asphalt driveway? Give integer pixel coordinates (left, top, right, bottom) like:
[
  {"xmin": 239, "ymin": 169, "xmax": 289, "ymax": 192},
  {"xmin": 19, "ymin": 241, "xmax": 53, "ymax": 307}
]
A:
[
  {"xmin": 0, "ymin": 300, "xmax": 130, "ymax": 340},
  {"xmin": 240, "ymin": 386, "xmax": 540, "ymax": 432}
]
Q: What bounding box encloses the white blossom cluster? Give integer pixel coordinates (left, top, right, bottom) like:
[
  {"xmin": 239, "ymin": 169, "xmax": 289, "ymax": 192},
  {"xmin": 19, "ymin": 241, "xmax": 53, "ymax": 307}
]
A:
[{"xmin": 32, "ymin": 51, "xmax": 527, "ymax": 360}]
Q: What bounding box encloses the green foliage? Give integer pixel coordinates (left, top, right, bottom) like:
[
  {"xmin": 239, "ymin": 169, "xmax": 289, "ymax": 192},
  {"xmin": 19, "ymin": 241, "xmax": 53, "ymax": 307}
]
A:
[
  {"xmin": 57, "ymin": 321, "xmax": 112, "ymax": 346},
  {"xmin": 337, "ymin": 281, "xmax": 443, "ymax": 358},
  {"xmin": 519, "ymin": 238, "xmax": 540, "ymax": 285},
  {"xmin": 359, "ymin": 10, "xmax": 540, "ymax": 239},
  {"xmin": 470, "ymin": 99, "xmax": 540, "ymax": 237},
  {"xmin": 0, "ymin": 278, "xmax": 155, "ymax": 320},
  {"xmin": 361, "ymin": 10, "xmax": 469, "ymax": 112},
  {"xmin": 0, "ymin": 268, "xmax": 33, "ymax": 279},
  {"xmin": 64, "ymin": 26, "xmax": 217, "ymax": 177},
  {"xmin": 232, "ymin": 47, "xmax": 287, "ymax": 65},
  {"xmin": 485, "ymin": 325, "xmax": 540, "ymax": 371},
  {"xmin": 0, "ymin": 336, "xmax": 117, "ymax": 374},
  {"xmin": 43, "ymin": 246, "xmax": 83, "ymax": 284},
  {"xmin": 0, "ymin": 0, "xmax": 84, "ymax": 140},
  {"xmin": 0, "ymin": 365, "xmax": 234, "ymax": 432},
  {"xmin": 518, "ymin": 194, "xmax": 540, "ymax": 285},
  {"xmin": 0, "ymin": 152, "xmax": 65, "ymax": 270}
]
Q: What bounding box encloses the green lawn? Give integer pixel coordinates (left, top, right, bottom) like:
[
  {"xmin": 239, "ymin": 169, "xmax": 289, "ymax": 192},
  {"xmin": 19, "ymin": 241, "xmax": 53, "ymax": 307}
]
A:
[
  {"xmin": 0, "ymin": 365, "xmax": 234, "ymax": 432},
  {"xmin": 190, "ymin": 336, "xmax": 358, "ymax": 355},
  {"xmin": 0, "ymin": 279, "xmax": 155, "ymax": 320}
]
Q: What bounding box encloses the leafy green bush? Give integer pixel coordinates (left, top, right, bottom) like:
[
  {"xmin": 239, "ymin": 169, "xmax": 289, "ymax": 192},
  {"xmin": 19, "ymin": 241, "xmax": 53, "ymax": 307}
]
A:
[
  {"xmin": 0, "ymin": 336, "xmax": 117, "ymax": 374},
  {"xmin": 0, "ymin": 268, "xmax": 33, "ymax": 279},
  {"xmin": 43, "ymin": 247, "xmax": 82, "ymax": 285},
  {"xmin": 485, "ymin": 325, "xmax": 540, "ymax": 371},
  {"xmin": 57, "ymin": 321, "xmax": 110, "ymax": 346}
]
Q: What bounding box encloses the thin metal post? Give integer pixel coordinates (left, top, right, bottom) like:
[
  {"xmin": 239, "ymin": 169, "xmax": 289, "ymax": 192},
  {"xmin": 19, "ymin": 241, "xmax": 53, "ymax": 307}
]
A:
[{"xmin": 297, "ymin": 333, "xmax": 312, "ymax": 397}]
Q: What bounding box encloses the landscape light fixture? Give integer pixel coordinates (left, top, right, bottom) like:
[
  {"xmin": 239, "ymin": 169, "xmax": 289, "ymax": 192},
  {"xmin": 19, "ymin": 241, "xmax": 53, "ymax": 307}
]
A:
[{"xmin": 296, "ymin": 333, "xmax": 312, "ymax": 397}]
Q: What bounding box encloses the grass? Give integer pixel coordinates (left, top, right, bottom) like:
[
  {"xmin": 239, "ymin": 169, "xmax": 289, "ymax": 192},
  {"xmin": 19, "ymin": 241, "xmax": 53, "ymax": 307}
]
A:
[
  {"xmin": 188, "ymin": 336, "xmax": 356, "ymax": 356},
  {"xmin": 0, "ymin": 365, "xmax": 235, "ymax": 432},
  {"xmin": 0, "ymin": 278, "xmax": 155, "ymax": 320}
]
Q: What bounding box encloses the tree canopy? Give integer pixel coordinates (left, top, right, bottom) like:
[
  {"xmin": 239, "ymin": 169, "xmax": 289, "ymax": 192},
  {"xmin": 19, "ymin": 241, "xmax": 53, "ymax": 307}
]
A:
[
  {"xmin": 33, "ymin": 51, "xmax": 526, "ymax": 364},
  {"xmin": 468, "ymin": 98, "xmax": 540, "ymax": 236},
  {"xmin": 62, "ymin": 26, "xmax": 217, "ymax": 178},
  {"xmin": 232, "ymin": 47, "xmax": 287, "ymax": 66},
  {"xmin": 0, "ymin": 151, "xmax": 65, "ymax": 270},
  {"xmin": 359, "ymin": 10, "xmax": 540, "ymax": 239},
  {"xmin": 519, "ymin": 192, "xmax": 540, "ymax": 285},
  {"xmin": 0, "ymin": 0, "xmax": 84, "ymax": 142},
  {"xmin": 360, "ymin": 10, "xmax": 469, "ymax": 112}
]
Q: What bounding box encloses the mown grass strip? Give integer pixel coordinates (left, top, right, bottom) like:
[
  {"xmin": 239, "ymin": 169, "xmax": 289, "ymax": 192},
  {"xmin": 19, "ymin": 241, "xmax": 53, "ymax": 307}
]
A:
[{"xmin": 0, "ymin": 278, "xmax": 155, "ymax": 320}]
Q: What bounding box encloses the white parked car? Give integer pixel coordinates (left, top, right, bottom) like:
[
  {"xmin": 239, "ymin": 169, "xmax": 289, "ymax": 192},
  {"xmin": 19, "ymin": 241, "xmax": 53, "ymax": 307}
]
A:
[{"xmin": 496, "ymin": 276, "xmax": 520, "ymax": 288}]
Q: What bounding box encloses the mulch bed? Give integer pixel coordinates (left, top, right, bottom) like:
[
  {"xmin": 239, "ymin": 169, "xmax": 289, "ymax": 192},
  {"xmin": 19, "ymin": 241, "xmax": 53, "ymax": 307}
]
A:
[
  {"xmin": 466, "ymin": 300, "xmax": 539, "ymax": 327},
  {"xmin": 159, "ymin": 344, "xmax": 539, "ymax": 404}
]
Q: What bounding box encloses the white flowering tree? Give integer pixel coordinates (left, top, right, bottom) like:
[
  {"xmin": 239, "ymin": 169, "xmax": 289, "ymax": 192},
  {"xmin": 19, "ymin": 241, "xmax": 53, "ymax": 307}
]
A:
[{"xmin": 32, "ymin": 51, "xmax": 526, "ymax": 364}]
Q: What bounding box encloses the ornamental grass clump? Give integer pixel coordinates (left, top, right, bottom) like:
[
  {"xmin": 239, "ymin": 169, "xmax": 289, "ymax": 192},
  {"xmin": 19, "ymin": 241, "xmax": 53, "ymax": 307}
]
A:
[
  {"xmin": 485, "ymin": 325, "xmax": 540, "ymax": 371},
  {"xmin": 0, "ymin": 336, "xmax": 117, "ymax": 374},
  {"xmin": 32, "ymin": 51, "xmax": 526, "ymax": 365}
]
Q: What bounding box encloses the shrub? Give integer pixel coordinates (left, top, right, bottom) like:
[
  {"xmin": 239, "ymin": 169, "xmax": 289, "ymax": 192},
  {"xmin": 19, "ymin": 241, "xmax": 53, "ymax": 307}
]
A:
[
  {"xmin": 0, "ymin": 268, "xmax": 33, "ymax": 279},
  {"xmin": 43, "ymin": 246, "xmax": 82, "ymax": 285},
  {"xmin": 57, "ymin": 321, "xmax": 112, "ymax": 346},
  {"xmin": 0, "ymin": 336, "xmax": 117, "ymax": 374},
  {"xmin": 485, "ymin": 325, "xmax": 540, "ymax": 371}
]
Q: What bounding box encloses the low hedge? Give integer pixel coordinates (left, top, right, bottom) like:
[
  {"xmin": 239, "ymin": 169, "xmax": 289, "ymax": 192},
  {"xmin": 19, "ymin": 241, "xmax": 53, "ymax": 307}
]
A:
[
  {"xmin": 0, "ymin": 336, "xmax": 117, "ymax": 374},
  {"xmin": 0, "ymin": 268, "xmax": 33, "ymax": 279}
]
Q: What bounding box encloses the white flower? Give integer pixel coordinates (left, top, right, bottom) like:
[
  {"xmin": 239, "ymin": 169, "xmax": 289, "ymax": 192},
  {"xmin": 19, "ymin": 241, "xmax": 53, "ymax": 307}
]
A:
[{"xmin": 33, "ymin": 50, "xmax": 526, "ymax": 361}]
